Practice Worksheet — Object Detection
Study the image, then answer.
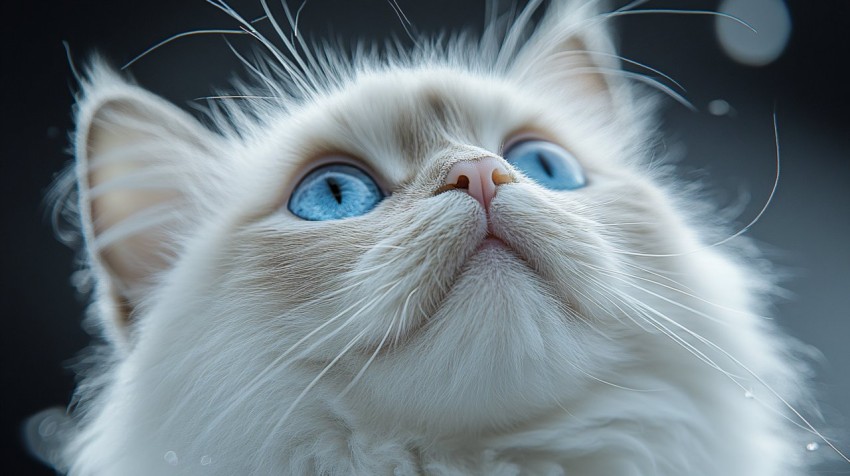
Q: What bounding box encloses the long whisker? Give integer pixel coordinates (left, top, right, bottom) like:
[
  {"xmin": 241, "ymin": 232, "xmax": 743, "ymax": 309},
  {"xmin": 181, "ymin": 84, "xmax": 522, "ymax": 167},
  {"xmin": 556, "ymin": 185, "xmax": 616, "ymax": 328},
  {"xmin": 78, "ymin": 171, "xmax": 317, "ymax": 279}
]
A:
[
  {"xmin": 605, "ymin": 9, "xmax": 756, "ymax": 33},
  {"xmin": 222, "ymin": 37, "xmax": 288, "ymax": 99},
  {"xmin": 293, "ymin": 1, "xmax": 308, "ymax": 38},
  {"xmin": 385, "ymin": 0, "xmax": 418, "ymax": 45},
  {"xmin": 611, "ymin": 113, "xmax": 781, "ymax": 258},
  {"xmin": 580, "ymin": 273, "xmax": 740, "ymax": 378},
  {"xmin": 342, "ymin": 254, "xmax": 407, "ymax": 278},
  {"xmin": 206, "ymin": 0, "xmax": 314, "ymax": 97},
  {"xmin": 198, "ymin": 280, "xmax": 403, "ymax": 438},
  {"xmin": 554, "ymin": 50, "xmax": 686, "ymax": 92},
  {"xmin": 258, "ymin": 0, "xmax": 320, "ymax": 91},
  {"xmin": 259, "ymin": 327, "xmax": 371, "ymax": 455},
  {"xmin": 193, "ymin": 94, "xmax": 277, "ymax": 101},
  {"xmin": 561, "ymin": 65, "xmax": 696, "ymax": 111},
  {"xmin": 595, "ymin": 276, "xmax": 847, "ymax": 459},
  {"xmin": 591, "ymin": 266, "xmax": 735, "ymax": 324},
  {"xmin": 618, "ymin": 260, "xmax": 699, "ymax": 294},
  {"xmin": 644, "ymin": 298, "xmax": 844, "ymax": 457},
  {"xmin": 122, "ymin": 29, "xmax": 247, "ymax": 70},
  {"xmin": 62, "ymin": 41, "xmax": 83, "ymax": 85},
  {"xmin": 338, "ymin": 296, "xmax": 404, "ymax": 399},
  {"xmin": 278, "ymin": 0, "xmax": 324, "ymax": 77},
  {"xmin": 570, "ymin": 361, "xmax": 663, "ymax": 392}
]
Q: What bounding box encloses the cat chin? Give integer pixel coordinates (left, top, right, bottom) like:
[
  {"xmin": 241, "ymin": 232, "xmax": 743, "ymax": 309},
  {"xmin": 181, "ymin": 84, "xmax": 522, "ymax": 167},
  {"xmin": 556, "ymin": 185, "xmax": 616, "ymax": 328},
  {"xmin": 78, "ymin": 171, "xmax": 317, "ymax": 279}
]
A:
[{"xmin": 342, "ymin": 247, "xmax": 600, "ymax": 434}]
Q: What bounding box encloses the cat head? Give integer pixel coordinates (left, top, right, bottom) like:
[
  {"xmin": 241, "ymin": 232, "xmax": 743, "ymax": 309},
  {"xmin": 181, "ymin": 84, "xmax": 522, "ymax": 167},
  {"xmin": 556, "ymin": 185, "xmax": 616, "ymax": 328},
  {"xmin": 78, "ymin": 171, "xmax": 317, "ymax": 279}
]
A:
[{"xmin": 64, "ymin": 0, "xmax": 793, "ymax": 448}]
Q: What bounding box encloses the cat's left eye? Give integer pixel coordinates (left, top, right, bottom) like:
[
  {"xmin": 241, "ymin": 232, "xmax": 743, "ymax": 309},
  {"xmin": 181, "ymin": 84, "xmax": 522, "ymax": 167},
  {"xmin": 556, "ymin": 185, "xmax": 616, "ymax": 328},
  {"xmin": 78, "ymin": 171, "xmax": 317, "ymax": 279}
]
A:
[
  {"xmin": 288, "ymin": 163, "xmax": 385, "ymax": 221},
  {"xmin": 503, "ymin": 140, "xmax": 586, "ymax": 191}
]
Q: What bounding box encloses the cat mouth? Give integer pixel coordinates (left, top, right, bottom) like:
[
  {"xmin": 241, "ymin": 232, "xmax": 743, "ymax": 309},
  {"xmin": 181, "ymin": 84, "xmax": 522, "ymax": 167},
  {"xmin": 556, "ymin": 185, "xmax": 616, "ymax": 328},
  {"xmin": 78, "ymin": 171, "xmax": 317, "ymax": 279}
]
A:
[
  {"xmin": 469, "ymin": 230, "xmax": 545, "ymax": 281},
  {"xmin": 476, "ymin": 233, "xmax": 511, "ymax": 252},
  {"xmin": 469, "ymin": 232, "xmax": 531, "ymax": 269}
]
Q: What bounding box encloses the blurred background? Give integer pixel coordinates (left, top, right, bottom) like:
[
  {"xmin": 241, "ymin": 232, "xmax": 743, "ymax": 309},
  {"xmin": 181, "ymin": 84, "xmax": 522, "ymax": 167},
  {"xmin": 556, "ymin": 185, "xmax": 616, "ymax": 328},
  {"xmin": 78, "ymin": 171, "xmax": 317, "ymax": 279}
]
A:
[{"xmin": 2, "ymin": 0, "xmax": 847, "ymax": 474}]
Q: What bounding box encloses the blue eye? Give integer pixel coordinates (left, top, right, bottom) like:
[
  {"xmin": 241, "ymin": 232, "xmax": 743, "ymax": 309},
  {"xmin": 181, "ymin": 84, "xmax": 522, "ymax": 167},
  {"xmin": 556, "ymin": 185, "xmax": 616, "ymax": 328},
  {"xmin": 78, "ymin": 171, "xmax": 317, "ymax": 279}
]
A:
[
  {"xmin": 503, "ymin": 140, "xmax": 586, "ymax": 190},
  {"xmin": 288, "ymin": 163, "xmax": 384, "ymax": 221}
]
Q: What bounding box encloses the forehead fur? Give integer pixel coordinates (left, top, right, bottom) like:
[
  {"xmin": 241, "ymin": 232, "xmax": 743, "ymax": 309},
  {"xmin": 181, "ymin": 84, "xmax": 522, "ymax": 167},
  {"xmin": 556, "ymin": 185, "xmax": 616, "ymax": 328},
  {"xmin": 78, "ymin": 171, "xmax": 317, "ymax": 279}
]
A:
[
  {"xmin": 261, "ymin": 69, "xmax": 543, "ymax": 181},
  {"xmin": 236, "ymin": 64, "xmax": 640, "ymax": 221}
]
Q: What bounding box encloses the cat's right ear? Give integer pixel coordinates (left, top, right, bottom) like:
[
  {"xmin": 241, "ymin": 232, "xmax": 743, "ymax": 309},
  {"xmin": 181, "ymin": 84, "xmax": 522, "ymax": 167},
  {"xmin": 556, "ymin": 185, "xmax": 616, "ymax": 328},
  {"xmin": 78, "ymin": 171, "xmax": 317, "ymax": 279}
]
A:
[
  {"xmin": 73, "ymin": 60, "xmax": 222, "ymax": 347},
  {"xmin": 508, "ymin": 1, "xmax": 625, "ymax": 108}
]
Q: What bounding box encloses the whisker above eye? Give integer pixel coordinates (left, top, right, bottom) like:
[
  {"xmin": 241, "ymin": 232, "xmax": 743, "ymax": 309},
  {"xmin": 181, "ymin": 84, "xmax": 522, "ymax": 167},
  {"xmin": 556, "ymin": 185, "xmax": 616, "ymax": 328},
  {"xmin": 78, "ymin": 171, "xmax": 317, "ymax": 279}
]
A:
[
  {"xmin": 602, "ymin": 9, "xmax": 756, "ymax": 34},
  {"xmin": 122, "ymin": 29, "xmax": 248, "ymax": 70}
]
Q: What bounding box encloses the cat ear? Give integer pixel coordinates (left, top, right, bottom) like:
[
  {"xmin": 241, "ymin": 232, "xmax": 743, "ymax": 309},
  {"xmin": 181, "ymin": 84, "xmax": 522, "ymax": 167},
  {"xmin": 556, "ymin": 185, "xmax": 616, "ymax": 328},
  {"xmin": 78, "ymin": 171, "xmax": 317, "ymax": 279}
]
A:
[
  {"xmin": 73, "ymin": 61, "xmax": 220, "ymax": 346},
  {"xmin": 510, "ymin": 1, "xmax": 622, "ymax": 103}
]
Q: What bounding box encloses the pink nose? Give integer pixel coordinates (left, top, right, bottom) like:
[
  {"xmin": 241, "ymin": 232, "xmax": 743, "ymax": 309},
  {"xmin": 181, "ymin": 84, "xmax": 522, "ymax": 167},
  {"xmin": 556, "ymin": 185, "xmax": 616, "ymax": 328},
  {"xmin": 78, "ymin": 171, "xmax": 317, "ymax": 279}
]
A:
[{"xmin": 442, "ymin": 156, "xmax": 513, "ymax": 211}]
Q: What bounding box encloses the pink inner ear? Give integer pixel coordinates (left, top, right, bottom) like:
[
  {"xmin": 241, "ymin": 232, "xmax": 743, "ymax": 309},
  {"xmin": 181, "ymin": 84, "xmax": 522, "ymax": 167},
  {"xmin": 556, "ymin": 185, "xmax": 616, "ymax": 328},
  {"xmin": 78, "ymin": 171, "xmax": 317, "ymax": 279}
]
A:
[
  {"xmin": 86, "ymin": 110, "xmax": 181, "ymax": 291},
  {"xmin": 508, "ymin": 1, "xmax": 620, "ymax": 103},
  {"xmin": 554, "ymin": 38, "xmax": 612, "ymax": 95},
  {"xmin": 76, "ymin": 87, "xmax": 215, "ymax": 337}
]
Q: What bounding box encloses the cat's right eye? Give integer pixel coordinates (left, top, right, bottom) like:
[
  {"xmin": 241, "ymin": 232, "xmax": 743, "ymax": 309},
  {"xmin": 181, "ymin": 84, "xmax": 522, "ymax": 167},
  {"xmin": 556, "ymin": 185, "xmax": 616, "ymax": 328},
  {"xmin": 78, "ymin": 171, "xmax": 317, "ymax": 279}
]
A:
[
  {"xmin": 288, "ymin": 163, "xmax": 385, "ymax": 221},
  {"xmin": 503, "ymin": 140, "xmax": 586, "ymax": 191}
]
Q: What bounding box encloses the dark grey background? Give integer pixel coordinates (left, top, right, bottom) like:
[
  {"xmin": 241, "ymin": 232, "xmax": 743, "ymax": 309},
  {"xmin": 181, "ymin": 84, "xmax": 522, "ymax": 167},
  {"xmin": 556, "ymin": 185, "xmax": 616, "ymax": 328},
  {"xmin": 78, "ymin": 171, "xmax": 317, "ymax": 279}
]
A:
[{"xmin": 2, "ymin": 1, "xmax": 847, "ymax": 474}]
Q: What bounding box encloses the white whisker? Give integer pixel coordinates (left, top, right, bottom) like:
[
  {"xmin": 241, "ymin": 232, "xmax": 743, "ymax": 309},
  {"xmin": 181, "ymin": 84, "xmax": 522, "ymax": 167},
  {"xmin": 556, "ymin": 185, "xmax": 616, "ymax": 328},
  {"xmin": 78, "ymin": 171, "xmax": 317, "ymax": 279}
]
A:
[
  {"xmin": 259, "ymin": 327, "xmax": 371, "ymax": 455},
  {"xmin": 554, "ymin": 49, "xmax": 686, "ymax": 92},
  {"xmin": 122, "ymin": 29, "xmax": 247, "ymax": 70},
  {"xmin": 385, "ymin": 0, "xmax": 418, "ymax": 45},
  {"xmin": 200, "ymin": 280, "xmax": 404, "ymax": 440},
  {"xmin": 338, "ymin": 306, "xmax": 400, "ymax": 398},
  {"xmin": 610, "ymin": 114, "xmax": 781, "ymax": 258},
  {"xmin": 592, "ymin": 266, "xmax": 733, "ymax": 325},
  {"xmin": 606, "ymin": 8, "xmax": 756, "ymax": 33}
]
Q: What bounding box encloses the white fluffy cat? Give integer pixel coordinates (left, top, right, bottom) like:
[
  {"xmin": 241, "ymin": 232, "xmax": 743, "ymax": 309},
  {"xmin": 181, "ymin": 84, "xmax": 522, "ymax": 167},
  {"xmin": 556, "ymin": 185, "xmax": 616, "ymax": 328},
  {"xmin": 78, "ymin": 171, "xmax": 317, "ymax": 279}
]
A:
[{"xmin": 35, "ymin": 0, "xmax": 834, "ymax": 474}]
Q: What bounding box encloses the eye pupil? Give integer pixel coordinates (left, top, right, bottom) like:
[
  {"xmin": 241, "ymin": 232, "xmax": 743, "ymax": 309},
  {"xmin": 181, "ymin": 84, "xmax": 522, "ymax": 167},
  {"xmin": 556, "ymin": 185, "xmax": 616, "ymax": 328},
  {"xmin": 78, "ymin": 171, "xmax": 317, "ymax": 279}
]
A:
[
  {"xmin": 326, "ymin": 178, "xmax": 343, "ymax": 204},
  {"xmin": 536, "ymin": 153, "xmax": 554, "ymax": 178}
]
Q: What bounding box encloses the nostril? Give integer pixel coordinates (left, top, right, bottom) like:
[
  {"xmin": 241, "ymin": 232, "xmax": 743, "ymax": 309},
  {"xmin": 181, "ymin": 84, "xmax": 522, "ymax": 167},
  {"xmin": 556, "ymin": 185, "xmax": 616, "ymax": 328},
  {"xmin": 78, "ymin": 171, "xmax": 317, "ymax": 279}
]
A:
[
  {"xmin": 455, "ymin": 175, "xmax": 470, "ymax": 190},
  {"xmin": 492, "ymin": 169, "xmax": 512, "ymax": 186}
]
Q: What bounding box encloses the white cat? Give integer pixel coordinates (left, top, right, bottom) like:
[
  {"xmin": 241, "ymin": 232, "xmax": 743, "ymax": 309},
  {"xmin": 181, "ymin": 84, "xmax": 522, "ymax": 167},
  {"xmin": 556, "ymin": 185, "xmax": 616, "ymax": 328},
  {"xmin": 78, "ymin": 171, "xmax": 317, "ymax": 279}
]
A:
[{"xmin": 35, "ymin": 0, "xmax": 833, "ymax": 474}]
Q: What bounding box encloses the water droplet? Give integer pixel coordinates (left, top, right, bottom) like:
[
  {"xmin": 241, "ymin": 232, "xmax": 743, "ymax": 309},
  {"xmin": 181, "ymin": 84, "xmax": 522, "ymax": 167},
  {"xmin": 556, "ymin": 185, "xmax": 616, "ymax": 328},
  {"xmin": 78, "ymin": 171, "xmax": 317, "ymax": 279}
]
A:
[
  {"xmin": 708, "ymin": 99, "xmax": 732, "ymax": 116},
  {"xmin": 806, "ymin": 442, "xmax": 819, "ymax": 452},
  {"xmin": 744, "ymin": 390, "xmax": 754, "ymax": 399},
  {"xmin": 200, "ymin": 455, "xmax": 212, "ymax": 466},
  {"xmin": 38, "ymin": 418, "xmax": 58, "ymax": 438},
  {"xmin": 164, "ymin": 450, "xmax": 179, "ymax": 465}
]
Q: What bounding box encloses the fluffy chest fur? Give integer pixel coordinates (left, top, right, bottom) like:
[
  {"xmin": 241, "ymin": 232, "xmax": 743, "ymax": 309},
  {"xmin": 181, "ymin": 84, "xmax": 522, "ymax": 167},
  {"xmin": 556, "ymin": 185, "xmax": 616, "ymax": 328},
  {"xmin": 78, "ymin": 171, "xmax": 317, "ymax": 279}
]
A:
[{"xmin": 39, "ymin": 1, "xmax": 823, "ymax": 475}]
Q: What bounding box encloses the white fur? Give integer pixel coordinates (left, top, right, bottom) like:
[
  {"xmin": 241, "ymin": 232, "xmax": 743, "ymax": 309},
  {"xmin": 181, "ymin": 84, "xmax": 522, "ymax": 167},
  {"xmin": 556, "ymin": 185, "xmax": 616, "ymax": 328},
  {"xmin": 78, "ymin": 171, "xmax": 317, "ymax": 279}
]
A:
[{"xmin": 49, "ymin": 1, "xmax": 821, "ymax": 474}]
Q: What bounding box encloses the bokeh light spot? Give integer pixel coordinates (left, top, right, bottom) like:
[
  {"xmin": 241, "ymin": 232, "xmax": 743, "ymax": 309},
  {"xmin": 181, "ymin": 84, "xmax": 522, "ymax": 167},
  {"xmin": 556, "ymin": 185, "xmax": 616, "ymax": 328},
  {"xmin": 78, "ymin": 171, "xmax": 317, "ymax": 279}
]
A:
[
  {"xmin": 708, "ymin": 99, "xmax": 732, "ymax": 116},
  {"xmin": 716, "ymin": 0, "xmax": 792, "ymax": 66}
]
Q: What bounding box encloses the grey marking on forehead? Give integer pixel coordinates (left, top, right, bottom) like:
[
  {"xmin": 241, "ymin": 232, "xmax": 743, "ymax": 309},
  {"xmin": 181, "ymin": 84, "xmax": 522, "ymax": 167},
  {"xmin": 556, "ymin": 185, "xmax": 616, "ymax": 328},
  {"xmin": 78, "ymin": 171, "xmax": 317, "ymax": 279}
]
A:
[{"xmin": 393, "ymin": 86, "xmax": 481, "ymax": 167}]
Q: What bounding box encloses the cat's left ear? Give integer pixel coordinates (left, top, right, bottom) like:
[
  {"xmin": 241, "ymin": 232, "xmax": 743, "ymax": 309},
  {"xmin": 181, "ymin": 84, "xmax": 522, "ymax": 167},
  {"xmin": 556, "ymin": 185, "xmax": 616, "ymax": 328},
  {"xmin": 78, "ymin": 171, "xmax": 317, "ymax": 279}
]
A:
[
  {"xmin": 509, "ymin": 1, "xmax": 623, "ymax": 104},
  {"xmin": 72, "ymin": 61, "xmax": 223, "ymax": 347}
]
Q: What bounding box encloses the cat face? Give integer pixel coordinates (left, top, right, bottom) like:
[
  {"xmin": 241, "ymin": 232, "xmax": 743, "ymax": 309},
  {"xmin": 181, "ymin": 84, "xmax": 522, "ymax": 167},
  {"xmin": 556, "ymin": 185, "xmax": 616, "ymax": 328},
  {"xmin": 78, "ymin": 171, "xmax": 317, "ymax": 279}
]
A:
[
  {"xmin": 79, "ymin": 62, "xmax": 693, "ymax": 435},
  {"xmin": 60, "ymin": 1, "xmax": 807, "ymax": 473},
  {"xmin": 216, "ymin": 68, "xmax": 659, "ymax": 430}
]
